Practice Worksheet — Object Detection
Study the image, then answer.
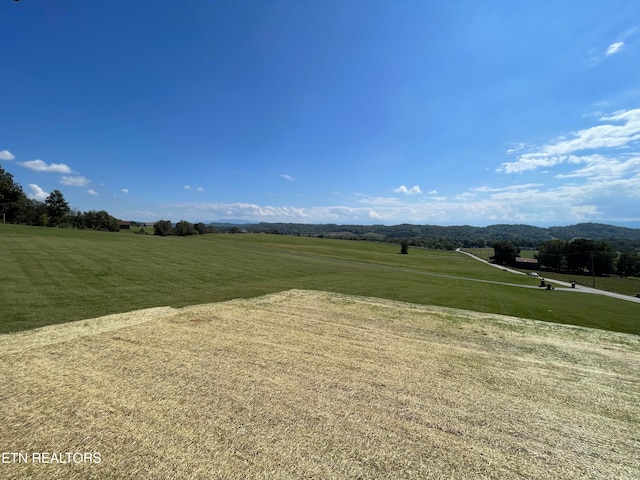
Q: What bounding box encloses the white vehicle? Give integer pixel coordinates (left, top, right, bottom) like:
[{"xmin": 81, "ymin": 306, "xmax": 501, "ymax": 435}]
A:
[{"xmin": 529, "ymin": 272, "xmax": 539, "ymax": 278}]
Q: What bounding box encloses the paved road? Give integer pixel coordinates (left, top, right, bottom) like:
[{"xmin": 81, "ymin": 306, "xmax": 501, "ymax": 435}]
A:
[{"xmin": 456, "ymin": 248, "xmax": 640, "ymax": 304}]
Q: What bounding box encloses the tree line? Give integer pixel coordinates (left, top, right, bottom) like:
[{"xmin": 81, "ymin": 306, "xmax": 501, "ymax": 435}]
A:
[
  {"xmin": 492, "ymin": 238, "xmax": 639, "ymax": 277},
  {"xmin": 536, "ymin": 238, "xmax": 636, "ymax": 277},
  {"xmin": 244, "ymin": 221, "xmax": 640, "ymax": 251},
  {"xmin": 1, "ymin": 164, "xmax": 121, "ymax": 230},
  {"xmin": 151, "ymin": 220, "xmax": 218, "ymax": 236}
]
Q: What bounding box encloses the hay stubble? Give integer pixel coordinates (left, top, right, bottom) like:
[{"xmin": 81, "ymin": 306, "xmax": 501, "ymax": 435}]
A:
[{"xmin": 1, "ymin": 290, "xmax": 638, "ymax": 479}]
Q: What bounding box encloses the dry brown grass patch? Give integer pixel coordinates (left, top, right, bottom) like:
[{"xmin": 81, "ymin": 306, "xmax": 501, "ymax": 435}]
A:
[{"xmin": 1, "ymin": 290, "xmax": 638, "ymax": 479}]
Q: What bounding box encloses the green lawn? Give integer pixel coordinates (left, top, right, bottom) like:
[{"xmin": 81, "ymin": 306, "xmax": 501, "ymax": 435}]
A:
[
  {"xmin": 1, "ymin": 225, "xmax": 638, "ymax": 334},
  {"xmin": 462, "ymin": 247, "xmax": 640, "ymax": 297}
]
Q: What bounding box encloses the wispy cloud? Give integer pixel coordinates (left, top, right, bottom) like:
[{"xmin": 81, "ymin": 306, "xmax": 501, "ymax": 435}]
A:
[
  {"xmin": 121, "ymin": 188, "xmax": 129, "ymax": 194},
  {"xmin": 87, "ymin": 189, "xmax": 98, "ymax": 196},
  {"xmin": 196, "ymin": 187, "xmax": 204, "ymax": 192},
  {"xmin": 0, "ymin": 150, "xmax": 15, "ymax": 161},
  {"xmin": 60, "ymin": 175, "xmax": 90, "ymax": 187},
  {"xmin": 498, "ymin": 108, "xmax": 640, "ymax": 174},
  {"xmin": 506, "ymin": 143, "xmax": 527, "ymax": 155},
  {"xmin": 280, "ymin": 174, "xmax": 296, "ymax": 182},
  {"xmin": 393, "ymin": 185, "xmax": 422, "ymax": 195},
  {"xmin": 27, "ymin": 184, "xmax": 48, "ymax": 201},
  {"xmin": 184, "ymin": 185, "xmax": 191, "ymax": 190},
  {"xmin": 554, "ymin": 155, "xmax": 640, "ymax": 179},
  {"xmin": 162, "ymin": 167, "xmax": 640, "ymax": 226},
  {"xmin": 18, "ymin": 159, "xmax": 72, "ymax": 173},
  {"xmin": 605, "ymin": 41, "xmax": 624, "ymax": 56}
]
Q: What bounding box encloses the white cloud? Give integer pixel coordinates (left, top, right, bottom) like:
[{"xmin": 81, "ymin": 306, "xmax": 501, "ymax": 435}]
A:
[
  {"xmin": 605, "ymin": 41, "xmax": 624, "ymax": 56},
  {"xmin": 197, "ymin": 187, "xmax": 204, "ymax": 192},
  {"xmin": 124, "ymin": 210, "xmax": 157, "ymax": 219},
  {"xmin": 121, "ymin": 188, "xmax": 129, "ymax": 194},
  {"xmin": 472, "ymin": 183, "xmax": 544, "ymax": 193},
  {"xmin": 184, "ymin": 185, "xmax": 191, "ymax": 190},
  {"xmin": 161, "ymin": 170, "xmax": 640, "ymax": 226},
  {"xmin": 368, "ymin": 209, "xmax": 383, "ymax": 220},
  {"xmin": 280, "ymin": 174, "xmax": 296, "ymax": 181},
  {"xmin": 87, "ymin": 189, "xmax": 98, "ymax": 196},
  {"xmin": 358, "ymin": 196, "xmax": 405, "ymax": 206},
  {"xmin": 27, "ymin": 184, "xmax": 48, "ymax": 201},
  {"xmin": 506, "ymin": 143, "xmax": 527, "ymax": 155},
  {"xmin": 555, "ymin": 155, "xmax": 640, "ymax": 179},
  {"xmin": 393, "ymin": 185, "xmax": 422, "ymax": 195},
  {"xmin": 428, "ymin": 190, "xmax": 438, "ymax": 195},
  {"xmin": 0, "ymin": 150, "xmax": 15, "ymax": 161},
  {"xmin": 60, "ymin": 176, "xmax": 90, "ymax": 187},
  {"xmin": 18, "ymin": 159, "xmax": 72, "ymax": 173},
  {"xmin": 498, "ymin": 108, "xmax": 640, "ymax": 174}
]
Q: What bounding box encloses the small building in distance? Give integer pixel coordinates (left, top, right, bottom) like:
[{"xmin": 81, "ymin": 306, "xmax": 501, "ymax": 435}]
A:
[
  {"xmin": 119, "ymin": 220, "xmax": 132, "ymax": 230},
  {"xmin": 515, "ymin": 257, "xmax": 539, "ymax": 270}
]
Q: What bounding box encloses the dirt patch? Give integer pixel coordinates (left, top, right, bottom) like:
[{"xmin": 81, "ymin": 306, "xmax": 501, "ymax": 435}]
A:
[{"xmin": 1, "ymin": 290, "xmax": 638, "ymax": 479}]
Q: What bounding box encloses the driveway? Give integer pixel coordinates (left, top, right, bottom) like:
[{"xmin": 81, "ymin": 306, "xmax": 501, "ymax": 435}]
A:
[{"xmin": 456, "ymin": 248, "xmax": 640, "ymax": 304}]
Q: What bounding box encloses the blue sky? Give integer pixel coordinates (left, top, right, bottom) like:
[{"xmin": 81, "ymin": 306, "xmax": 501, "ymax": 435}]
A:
[{"xmin": 2, "ymin": 1, "xmax": 639, "ymax": 227}]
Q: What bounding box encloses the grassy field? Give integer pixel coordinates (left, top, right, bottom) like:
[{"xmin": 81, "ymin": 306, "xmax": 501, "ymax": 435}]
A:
[
  {"xmin": 1, "ymin": 225, "xmax": 639, "ymax": 334},
  {"xmin": 1, "ymin": 290, "xmax": 638, "ymax": 479},
  {"xmin": 462, "ymin": 247, "xmax": 640, "ymax": 297}
]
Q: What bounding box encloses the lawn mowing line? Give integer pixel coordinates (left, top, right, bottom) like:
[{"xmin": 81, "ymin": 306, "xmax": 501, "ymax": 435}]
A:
[{"xmin": 252, "ymin": 246, "xmax": 544, "ymax": 290}]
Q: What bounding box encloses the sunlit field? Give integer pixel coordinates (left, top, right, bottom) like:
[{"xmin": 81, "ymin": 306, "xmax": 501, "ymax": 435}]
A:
[
  {"xmin": 1, "ymin": 290, "xmax": 638, "ymax": 479},
  {"xmin": 1, "ymin": 225, "xmax": 638, "ymax": 334}
]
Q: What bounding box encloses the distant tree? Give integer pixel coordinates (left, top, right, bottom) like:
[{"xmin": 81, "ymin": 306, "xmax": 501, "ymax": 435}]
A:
[
  {"xmin": 536, "ymin": 239, "xmax": 568, "ymax": 272},
  {"xmin": 70, "ymin": 209, "xmax": 85, "ymax": 229},
  {"xmin": 617, "ymin": 253, "xmax": 640, "ymax": 278},
  {"xmin": 45, "ymin": 190, "xmax": 70, "ymax": 227},
  {"xmin": 0, "ymin": 164, "xmax": 27, "ymax": 223},
  {"xmin": 491, "ymin": 240, "xmax": 520, "ymax": 266},
  {"xmin": 23, "ymin": 198, "xmax": 47, "ymax": 226},
  {"xmin": 566, "ymin": 238, "xmax": 594, "ymax": 273},
  {"xmin": 194, "ymin": 222, "xmax": 207, "ymax": 235},
  {"xmin": 154, "ymin": 220, "xmax": 172, "ymax": 236},
  {"xmin": 175, "ymin": 220, "xmax": 196, "ymax": 236},
  {"xmin": 591, "ymin": 241, "xmax": 616, "ymax": 276},
  {"xmin": 400, "ymin": 239, "xmax": 409, "ymax": 254}
]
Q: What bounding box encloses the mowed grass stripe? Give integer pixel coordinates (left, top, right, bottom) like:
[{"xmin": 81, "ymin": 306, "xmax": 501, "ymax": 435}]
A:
[{"xmin": 1, "ymin": 225, "xmax": 639, "ymax": 334}]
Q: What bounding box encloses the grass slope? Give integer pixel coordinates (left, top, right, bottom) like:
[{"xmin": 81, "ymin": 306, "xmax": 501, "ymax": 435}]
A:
[
  {"xmin": 1, "ymin": 225, "xmax": 639, "ymax": 334},
  {"xmin": 1, "ymin": 290, "xmax": 638, "ymax": 479},
  {"xmin": 463, "ymin": 247, "xmax": 640, "ymax": 297}
]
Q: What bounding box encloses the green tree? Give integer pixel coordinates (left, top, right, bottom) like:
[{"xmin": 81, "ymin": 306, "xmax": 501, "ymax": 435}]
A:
[
  {"xmin": 400, "ymin": 239, "xmax": 409, "ymax": 254},
  {"xmin": 23, "ymin": 198, "xmax": 47, "ymax": 226},
  {"xmin": 154, "ymin": 220, "xmax": 173, "ymax": 236},
  {"xmin": 592, "ymin": 241, "xmax": 616, "ymax": 276},
  {"xmin": 617, "ymin": 253, "xmax": 640, "ymax": 278},
  {"xmin": 0, "ymin": 164, "xmax": 27, "ymax": 223},
  {"xmin": 84, "ymin": 210, "xmax": 120, "ymax": 231},
  {"xmin": 536, "ymin": 239, "xmax": 568, "ymax": 272},
  {"xmin": 45, "ymin": 190, "xmax": 70, "ymax": 227},
  {"xmin": 491, "ymin": 240, "xmax": 520, "ymax": 266},
  {"xmin": 566, "ymin": 238, "xmax": 594, "ymax": 273},
  {"xmin": 175, "ymin": 220, "xmax": 196, "ymax": 236}
]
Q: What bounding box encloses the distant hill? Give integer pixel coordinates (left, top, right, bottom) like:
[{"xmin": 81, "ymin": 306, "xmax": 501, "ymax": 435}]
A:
[
  {"xmin": 546, "ymin": 223, "xmax": 640, "ymax": 240},
  {"xmin": 217, "ymin": 221, "xmax": 640, "ymax": 248}
]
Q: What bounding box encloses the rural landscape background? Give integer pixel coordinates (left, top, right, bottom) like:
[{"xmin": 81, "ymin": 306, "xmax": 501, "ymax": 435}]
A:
[
  {"xmin": 3, "ymin": 1, "xmax": 640, "ymax": 478},
  {"xmin": 2, "ymin": 177, "xmax": 640, "ymax": 478}
]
